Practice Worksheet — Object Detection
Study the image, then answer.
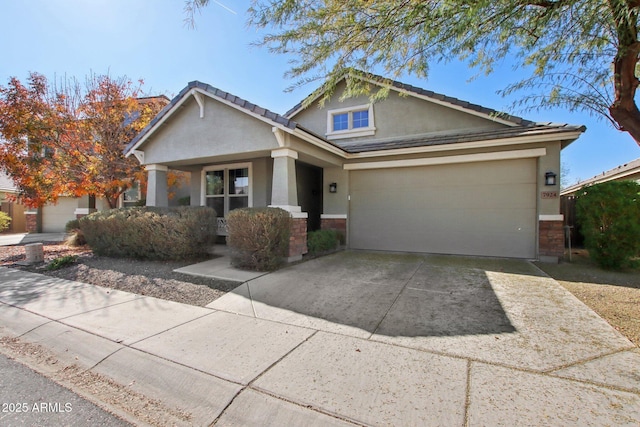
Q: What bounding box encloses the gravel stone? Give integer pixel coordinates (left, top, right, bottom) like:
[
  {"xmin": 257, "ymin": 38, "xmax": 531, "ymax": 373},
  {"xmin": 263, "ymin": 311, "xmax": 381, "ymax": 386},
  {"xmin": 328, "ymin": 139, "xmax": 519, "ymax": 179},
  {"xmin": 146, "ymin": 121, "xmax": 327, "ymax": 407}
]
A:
[{"xmin": 1, "ymin": 243, "xmax": 239, "ymax": 307}]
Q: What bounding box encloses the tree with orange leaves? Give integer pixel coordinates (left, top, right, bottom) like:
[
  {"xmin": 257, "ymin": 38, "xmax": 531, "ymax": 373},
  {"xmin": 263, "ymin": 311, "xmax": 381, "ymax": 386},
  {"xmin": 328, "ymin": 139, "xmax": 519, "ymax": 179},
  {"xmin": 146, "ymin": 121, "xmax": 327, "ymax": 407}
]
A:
[{"xmin": 0, "ymin": 72, "xmax": 167, "ymax": 209}]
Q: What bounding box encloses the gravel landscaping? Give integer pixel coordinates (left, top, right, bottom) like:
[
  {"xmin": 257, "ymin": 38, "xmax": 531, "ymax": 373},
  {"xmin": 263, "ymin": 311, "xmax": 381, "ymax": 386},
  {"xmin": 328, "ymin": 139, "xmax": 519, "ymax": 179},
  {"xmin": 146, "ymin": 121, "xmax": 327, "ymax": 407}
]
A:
[{"xmin": 0, "ymin": 242, "xmax": 239, "ymax": 307}]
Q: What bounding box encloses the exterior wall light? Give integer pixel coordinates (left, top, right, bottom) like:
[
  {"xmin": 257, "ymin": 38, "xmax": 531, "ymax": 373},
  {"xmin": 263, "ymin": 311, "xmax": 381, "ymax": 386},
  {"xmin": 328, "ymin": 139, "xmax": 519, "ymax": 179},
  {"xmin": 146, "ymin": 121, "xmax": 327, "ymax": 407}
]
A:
[
  {"xmin": 544, "ymin": 171, "xmax": 557, "ymax": 186},
  {"xmin": 329, "ymin": 182, "xmax": 337, "ymax": 193}
]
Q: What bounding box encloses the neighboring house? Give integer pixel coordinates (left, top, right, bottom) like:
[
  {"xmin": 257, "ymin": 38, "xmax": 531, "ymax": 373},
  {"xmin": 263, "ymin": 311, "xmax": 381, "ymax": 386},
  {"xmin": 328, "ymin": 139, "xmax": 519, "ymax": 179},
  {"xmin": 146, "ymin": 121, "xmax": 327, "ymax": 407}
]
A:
[
  {"xmin": 0, "ymin": 170, "xmax": 26, "ymax": 233},
  {"xmin": 561, "ymin": 158, "xmax": 640, "ymax": 196},
  {"xmin": 560, "ymin": 158, "xmax": 640, "ymax": 247},
  {"xmin": 26, "ymin": 95, "xmax": 175, "ymax": 233},
  {"xmin": 125, "ymin": 72, "xmax": 585, "ymax": 262}
]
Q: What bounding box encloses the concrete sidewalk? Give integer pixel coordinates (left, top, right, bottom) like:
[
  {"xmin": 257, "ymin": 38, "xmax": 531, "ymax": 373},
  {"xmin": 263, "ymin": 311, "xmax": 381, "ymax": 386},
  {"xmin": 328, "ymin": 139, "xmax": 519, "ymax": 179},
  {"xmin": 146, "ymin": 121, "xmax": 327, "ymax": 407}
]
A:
[
  {"xmin": 0, "ymin": 232, "xmax": 67, "ymax": 246},
  {"xmin": 0, "ymin": 256, "xmax": 639, "ymax": 426}
]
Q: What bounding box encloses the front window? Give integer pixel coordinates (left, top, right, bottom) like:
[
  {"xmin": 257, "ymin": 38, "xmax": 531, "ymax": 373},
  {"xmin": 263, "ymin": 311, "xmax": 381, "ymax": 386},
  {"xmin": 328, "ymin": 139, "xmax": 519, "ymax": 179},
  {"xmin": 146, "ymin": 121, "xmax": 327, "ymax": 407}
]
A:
[
  {"xmin": 327, "ymin": 104, "xmax": 375, "ymax": 139},
  {"xmin": 203, "ymin": 163, "xmax": 251, "ymax": 217}
]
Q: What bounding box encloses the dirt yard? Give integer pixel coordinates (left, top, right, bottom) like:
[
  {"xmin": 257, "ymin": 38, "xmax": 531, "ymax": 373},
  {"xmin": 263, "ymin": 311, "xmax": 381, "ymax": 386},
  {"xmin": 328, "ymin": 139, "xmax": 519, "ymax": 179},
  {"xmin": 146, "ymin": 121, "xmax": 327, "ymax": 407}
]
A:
[{"xmin": 535, "ymin": 250, "xmax": 640, "ymax": 347}]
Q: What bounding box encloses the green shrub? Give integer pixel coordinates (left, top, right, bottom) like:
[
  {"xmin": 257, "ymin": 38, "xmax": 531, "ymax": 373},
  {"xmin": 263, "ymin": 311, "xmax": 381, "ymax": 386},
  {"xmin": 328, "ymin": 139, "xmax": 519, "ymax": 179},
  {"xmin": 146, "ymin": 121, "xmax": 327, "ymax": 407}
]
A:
[
  {"xmin": 65, "ymin": 219, "xmax": 80, "ymax": 232},
  {"xmin": 79, "ymin": 206, "xmax": 217, "ymax": 260},
  {"xmin": 0, "ymin": 211, "xmax": 11, "ymax": 232},
  {"xmin": 226, "ymin": 207, "xmax": 291, "ymax": 271},
  {"xmin": 576, "ymin": 181, "xmax": 640, "ymax": 269},
  {"xmin": 307, "ymin": 229, "xmax": 339, "ymax": 255},
  {"xmin": 47, "ymin": 255, "xmax": 77, "ymax": 271}
]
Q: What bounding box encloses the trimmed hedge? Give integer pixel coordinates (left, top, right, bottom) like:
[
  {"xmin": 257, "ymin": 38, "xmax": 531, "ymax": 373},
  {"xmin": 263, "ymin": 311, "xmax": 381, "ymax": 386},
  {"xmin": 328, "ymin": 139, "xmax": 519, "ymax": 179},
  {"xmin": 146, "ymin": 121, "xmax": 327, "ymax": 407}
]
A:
[
  {"xmin": 576, "ymin": 181, "xmax": 640, "ymax": 269},
  {"xmin": 307, "ymin": 229, "xmax": 339, "ymax": 256},
  {"xmin": 226, "ymin": 207, "xmax": 291, "ymax": 271},
  {"xmin": 79, "ymin": 206, "xmax": 217, "ymax": 260}
]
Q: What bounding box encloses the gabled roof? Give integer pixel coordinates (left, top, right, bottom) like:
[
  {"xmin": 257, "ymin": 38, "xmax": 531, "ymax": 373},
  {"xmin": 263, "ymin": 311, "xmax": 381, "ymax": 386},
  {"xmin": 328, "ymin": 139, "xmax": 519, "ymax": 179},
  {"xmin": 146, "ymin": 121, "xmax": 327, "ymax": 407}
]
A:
[
  {"xmin": 125, "ymin": 81, "xmax": 301, "ymax": 155},
  {"xmin": 125, "ymin": 76, "xmax": 584, "ymax": 159},
  {"xmin": 561, "ymin": 157, "xmax": 640, "ymax": 195},
  {"xmin": 284, "ymin": 70, "xmax": 535, "ymax": 127}
]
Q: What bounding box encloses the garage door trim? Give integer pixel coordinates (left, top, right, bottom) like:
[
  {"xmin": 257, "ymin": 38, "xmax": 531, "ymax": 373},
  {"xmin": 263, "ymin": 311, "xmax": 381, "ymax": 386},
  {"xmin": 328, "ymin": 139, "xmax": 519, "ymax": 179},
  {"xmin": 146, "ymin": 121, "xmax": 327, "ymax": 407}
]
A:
[{"xmin": 344, "ymin": 147, "xmax": 546, "ymax": 170}]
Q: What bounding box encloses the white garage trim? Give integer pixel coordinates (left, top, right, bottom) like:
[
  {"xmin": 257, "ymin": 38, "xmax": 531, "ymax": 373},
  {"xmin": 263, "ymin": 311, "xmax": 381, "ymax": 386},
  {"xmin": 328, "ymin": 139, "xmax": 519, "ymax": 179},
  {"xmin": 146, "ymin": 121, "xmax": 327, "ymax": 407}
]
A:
[
  {"xmin": 321, "ymin": 214, "xmax": 348, "ymax": 219},
  {"xmin": 539, "ymin": 214, "xmax": 563, "ymax": 221},
  {"xmin": 344, "ymin": 148, "xmax": 546, "ymax": 171}
]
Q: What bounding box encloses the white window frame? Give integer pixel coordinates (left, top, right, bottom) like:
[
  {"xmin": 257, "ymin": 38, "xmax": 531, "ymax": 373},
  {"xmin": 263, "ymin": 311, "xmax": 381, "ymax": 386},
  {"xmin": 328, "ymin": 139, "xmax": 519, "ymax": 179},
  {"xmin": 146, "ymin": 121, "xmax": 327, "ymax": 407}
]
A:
[
  {"xmin": 201, "ymin": 162, "xmax": 253, "ymax": 216},
  {"xmin": 326, "ymin": 103, "xmax": 376, "ymax": 140}
]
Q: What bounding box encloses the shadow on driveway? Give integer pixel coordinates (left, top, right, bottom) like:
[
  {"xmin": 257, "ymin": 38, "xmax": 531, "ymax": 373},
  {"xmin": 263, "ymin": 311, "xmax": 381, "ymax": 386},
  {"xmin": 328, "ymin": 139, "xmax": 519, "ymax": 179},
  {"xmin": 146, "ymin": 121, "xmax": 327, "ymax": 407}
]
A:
[{"xmin": 210, "ymin": 251, "xmax": 549, "ymax": 338}]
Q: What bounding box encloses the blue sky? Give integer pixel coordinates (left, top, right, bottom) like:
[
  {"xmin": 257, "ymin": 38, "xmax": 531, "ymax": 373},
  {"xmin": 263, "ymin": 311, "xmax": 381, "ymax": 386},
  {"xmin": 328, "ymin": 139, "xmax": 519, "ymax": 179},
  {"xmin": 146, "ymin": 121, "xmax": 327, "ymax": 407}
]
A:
[{"xmin": 2, "ymin": 0, "xmax": 639, "ymax": 185}]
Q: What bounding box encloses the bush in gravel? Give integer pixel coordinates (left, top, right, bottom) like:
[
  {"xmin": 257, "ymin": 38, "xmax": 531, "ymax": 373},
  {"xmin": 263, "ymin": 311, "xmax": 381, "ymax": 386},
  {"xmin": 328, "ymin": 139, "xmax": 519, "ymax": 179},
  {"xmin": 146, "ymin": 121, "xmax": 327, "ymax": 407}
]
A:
[
  {"xmin": 576, "ymin": 181, "xmax": 640, "ymax": 270},
  {"xmin": 307, "ymin": 229, "xmax": 339, "ymax": 256},
  {"xmin": 47, "ymin": 255, "xmax": 77, "ymax": 270},
  {"xmin": 226, "ymin": 207, "xmax": 291, "ymax": 271},
  {"xmin": 79, "ymin": 206, "xmax": 217, "ymax": 260},
  {"xmin": 0, "ymin": 211, "xmax": 11, "ymax": 232},
  {"xmin": 64, "ymin": 219, "xmax": 86, "ymax": 246}
]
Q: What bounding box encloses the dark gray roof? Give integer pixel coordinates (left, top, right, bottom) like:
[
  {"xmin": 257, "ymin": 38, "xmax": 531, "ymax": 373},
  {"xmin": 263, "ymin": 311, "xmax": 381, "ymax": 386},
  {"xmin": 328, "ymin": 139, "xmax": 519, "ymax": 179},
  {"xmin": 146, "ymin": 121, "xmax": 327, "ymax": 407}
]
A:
[
  {"xmin": 284, "ymin": 71, "xmax": 535, "ymax": 126},
  {"xmin": 125, "ymin": 77, "xmax": 584, "ymax": 157},
  {"xmin": 125, "ymin": 81, "xmax": 298, "ymax": 154},
  {"xmin": 561, "ymin": 157, "xmax": 640, "ymax": 195},
  {"xmin": 338, "ymin": 123, "xmax": 586, "ymax": 154}
]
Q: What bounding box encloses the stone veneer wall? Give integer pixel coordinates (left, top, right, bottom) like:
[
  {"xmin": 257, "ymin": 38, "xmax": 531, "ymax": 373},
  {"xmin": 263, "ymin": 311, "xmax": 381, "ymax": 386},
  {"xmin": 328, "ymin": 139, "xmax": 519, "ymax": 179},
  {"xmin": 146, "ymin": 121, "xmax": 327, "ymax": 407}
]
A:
[
  {"xmin": 288, "ymin": 217, "xmax": 308, "ymax": 260},
  {"xmin": 539, "ymin": 220, "xmax": 564, "ymax": 260},
  {"xmin": 321, "ymin": 218, "xmax": 347, "ymax": 241},
  {"xmin": 25, "ymin": 212, "xmax": 38, "ymax": 233}
]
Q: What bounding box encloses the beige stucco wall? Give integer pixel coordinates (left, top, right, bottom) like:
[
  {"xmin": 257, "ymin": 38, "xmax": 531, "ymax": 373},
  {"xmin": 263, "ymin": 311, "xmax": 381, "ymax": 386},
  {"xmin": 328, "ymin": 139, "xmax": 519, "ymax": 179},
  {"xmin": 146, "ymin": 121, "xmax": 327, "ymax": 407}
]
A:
[
  {"xmin": 323, "ymin": 167, "xmax": 349, "ymax": 215},
  {"xmin": 291, "ymin": 81, "xmax": 506, "ymax": 144},
  {"xmin": 142, "ymin": 96, "xmax": 279, "ymax": 167},
  {"xmin": 537, "ymin": 141, "xmax": 562, "ymax": 216}
]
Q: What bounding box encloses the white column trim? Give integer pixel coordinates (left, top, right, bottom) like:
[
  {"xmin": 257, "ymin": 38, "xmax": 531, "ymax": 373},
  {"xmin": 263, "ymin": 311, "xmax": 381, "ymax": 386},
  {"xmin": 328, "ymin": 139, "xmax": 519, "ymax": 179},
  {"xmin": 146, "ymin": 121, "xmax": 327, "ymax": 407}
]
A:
[
  {"xmin": 145, "ymin": 164, "xmax": 168, "ymax": 172},
  {"xmin": 271, "ymin": 148, "xmax": 298, "ymax": 159},
  {"xmin": 321, "ymin": 214, "xmax": 347, "ymax": 219},
  {"xmin": 539, "ymin": 214, "xmax": 564, "ymax": 221}
]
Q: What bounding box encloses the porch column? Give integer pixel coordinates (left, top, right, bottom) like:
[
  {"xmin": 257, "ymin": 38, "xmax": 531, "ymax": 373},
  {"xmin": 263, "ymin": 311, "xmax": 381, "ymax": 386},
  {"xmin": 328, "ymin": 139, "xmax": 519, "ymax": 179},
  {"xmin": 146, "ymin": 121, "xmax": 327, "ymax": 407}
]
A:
[
  {"xmin": 270, "ymin": 148, "xmax": 299, "ymax": 210},
  {"xmin": 270, "ymin": 148, "xmax": 308, "ymax": 262},
  {"xmin": 145, "ymin": 164, "xmax": 168, "ymax": 207},
  {"xmin": 189, "ymin": 167, "xmax": 202, "ymax": 206}
]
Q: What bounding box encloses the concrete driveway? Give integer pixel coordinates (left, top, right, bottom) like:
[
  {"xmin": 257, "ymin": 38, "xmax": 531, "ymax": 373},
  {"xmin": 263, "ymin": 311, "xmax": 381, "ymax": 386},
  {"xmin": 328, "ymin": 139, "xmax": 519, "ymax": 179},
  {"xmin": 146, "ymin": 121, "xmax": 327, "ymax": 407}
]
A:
[
  {"xmin": 1, "ymin": 251, "xmax": 638, "ymax": 425},
  {"xmin": 206, "ymin": 251, "xmax": 639, "ymax": 425}
]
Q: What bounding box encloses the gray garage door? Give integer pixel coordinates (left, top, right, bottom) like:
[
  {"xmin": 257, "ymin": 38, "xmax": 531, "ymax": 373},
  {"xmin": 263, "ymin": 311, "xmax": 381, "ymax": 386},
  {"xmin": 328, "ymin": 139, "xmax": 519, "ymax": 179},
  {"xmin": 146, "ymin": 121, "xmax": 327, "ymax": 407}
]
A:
[
  {"xmin": 349, "ymin": 158, "xmax": 537, "ymax": 258},
  {"xmin": 42, "ymin": 198, "xmax": 78, "ymax": 232}
]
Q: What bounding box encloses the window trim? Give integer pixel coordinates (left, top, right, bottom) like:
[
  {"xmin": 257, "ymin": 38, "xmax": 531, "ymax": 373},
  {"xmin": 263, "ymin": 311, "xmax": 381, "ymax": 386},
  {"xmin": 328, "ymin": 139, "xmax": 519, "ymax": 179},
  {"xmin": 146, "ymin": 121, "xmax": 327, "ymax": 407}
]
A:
[
  {"xmin": 201, "ymin": 162, "xmax": 253, "ymax": 215},
  {"xmin": 326, "ymin": 103, "xmax": 376, "ymax": 140}
]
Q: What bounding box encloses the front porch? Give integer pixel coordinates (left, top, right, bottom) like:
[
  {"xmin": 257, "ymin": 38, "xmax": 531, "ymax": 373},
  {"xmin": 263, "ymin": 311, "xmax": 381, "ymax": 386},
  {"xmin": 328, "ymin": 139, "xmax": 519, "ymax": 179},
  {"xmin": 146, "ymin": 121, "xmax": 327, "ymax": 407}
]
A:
[{"xmin": 144, "ymin": 148, "xmax": 345, "ymax": 261}]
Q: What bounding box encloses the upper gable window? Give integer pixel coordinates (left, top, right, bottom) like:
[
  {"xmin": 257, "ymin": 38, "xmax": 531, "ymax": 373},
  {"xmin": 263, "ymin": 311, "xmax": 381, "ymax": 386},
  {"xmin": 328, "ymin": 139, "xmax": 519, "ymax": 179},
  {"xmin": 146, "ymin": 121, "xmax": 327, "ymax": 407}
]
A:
[{"xmin": 327, "ymin": 104, "xmax": 375, "ymax": 139}]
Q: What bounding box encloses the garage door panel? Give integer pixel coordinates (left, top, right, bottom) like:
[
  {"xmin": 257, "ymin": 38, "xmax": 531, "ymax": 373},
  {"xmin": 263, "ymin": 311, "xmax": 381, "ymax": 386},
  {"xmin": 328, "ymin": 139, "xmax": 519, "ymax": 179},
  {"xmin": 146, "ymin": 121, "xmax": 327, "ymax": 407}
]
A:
[
  {"xmin": 42, "ymin": 198, "xmax": 78, "ymax": 232},
  {"xmin": 349, "ymin": 159, "xmax": 537, "ymax": 258}
]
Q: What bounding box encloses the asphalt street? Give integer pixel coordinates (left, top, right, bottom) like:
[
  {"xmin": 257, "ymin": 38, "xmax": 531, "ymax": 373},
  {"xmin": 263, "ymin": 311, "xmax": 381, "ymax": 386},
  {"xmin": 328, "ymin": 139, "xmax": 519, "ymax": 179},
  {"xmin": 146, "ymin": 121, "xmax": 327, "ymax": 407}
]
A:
[{"xmin": 0, "ymin": 354, "xmax": 130, "ymax": 427}]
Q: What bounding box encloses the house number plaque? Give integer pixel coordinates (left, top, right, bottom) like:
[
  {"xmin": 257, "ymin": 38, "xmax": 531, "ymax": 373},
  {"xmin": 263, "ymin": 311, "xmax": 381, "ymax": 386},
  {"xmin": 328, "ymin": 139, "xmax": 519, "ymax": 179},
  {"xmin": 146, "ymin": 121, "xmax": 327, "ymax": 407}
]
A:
[{"xmin": 541, "ymin": 191, "xmax": 558, "ymax": 199}]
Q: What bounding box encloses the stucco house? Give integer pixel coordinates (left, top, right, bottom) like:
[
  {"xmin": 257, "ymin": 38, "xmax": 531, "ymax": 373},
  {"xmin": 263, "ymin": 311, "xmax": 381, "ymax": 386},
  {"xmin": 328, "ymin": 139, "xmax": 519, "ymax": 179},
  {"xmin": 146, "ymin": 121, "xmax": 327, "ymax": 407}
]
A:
[
  {"xmin": 561, "ymin": 158, "xmax": 640, "ymax": 197},
  {"xmin": 22, "ymin": 95, "xmax": 178, "ymax": 233},
  {"xmin": 0, "ymin": 170, "xmax": 26, "ymax": 233},
  {"xmin": 125, "ymin": 72, "xmax": 585, "ymax": 262},
  {"xmin": 560, "ymin": 157, "xmax": 640, "ymax": 247}
]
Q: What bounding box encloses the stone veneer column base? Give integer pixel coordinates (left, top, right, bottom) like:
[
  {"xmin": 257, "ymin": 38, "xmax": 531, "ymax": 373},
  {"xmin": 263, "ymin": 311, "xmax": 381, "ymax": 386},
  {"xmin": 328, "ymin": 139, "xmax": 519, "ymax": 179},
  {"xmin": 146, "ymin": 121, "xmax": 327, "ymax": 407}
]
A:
[
  {"xmin": 539, "ymin": 219, "xmax": 564, "ymax": 263},
  {"xmin": 320, "ymin": 217, "xmax": 347, "ymax": 242},
  {"xmin": 25, "ymin": 212, "xmax": 38, "ymax": 233},
  {"xmin": 288, "ymin": 217, "xmax": 308, "ymax": 262}
]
